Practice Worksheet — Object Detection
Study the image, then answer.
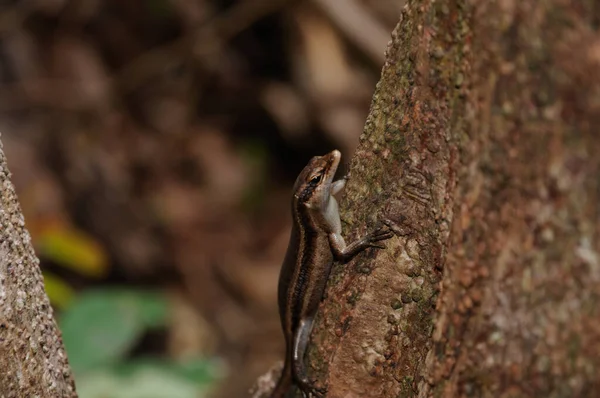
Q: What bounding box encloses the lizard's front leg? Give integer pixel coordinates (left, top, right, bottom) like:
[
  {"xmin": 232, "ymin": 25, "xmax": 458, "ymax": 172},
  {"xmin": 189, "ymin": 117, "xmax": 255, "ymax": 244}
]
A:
[{"xmin": 329, "ymin": 226, "xmax": 394, "ymax": 263}]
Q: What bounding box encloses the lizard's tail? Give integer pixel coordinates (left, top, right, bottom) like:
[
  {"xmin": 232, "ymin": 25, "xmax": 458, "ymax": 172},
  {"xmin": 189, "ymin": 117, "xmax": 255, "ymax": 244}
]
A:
[{"xmin": 269, "ymin": 362, "xmax": 292, "ymax": 398}]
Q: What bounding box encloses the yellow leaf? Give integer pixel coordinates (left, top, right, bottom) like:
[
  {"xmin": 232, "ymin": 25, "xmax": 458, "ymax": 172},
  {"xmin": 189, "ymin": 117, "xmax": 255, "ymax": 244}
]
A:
[
  {"xmin": 38, "ymin": 225, "xmax": 109, "ymax": 278},
  {"xmin": 43, "ymin": 271, "xmax": 76, "ymax": 309}
]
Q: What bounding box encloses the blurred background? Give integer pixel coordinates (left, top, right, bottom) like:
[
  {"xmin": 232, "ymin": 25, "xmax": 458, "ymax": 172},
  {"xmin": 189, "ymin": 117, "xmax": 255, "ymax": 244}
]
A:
[{"xmin": 0, "ymin": 0, "xmax": 402, "ymax": 397}]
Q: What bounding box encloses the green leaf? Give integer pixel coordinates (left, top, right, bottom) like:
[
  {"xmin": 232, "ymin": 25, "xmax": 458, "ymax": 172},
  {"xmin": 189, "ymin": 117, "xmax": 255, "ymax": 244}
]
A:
[
  {"xmin": 59, "ymin": 289, "xmax": 169, "ymax": 373},
  {"xmin": 119, "ymin": 367, "xmax": 201, "ymax": 398},
  {"xmin": 174, "ymin": 358, "xmax": 224, "ymax": 384},
  {"xmin": 114, "ymin": 357, "xmax": 223, "ymax": 385},
  {"xmin": 134, "ymin": 291, "xmax": 169, "ymax": 328},
  {"xmin": 75, "ymin": 372, "xmax": 121, "ymax": 398},
  {"xmin": 60, "ymin": 290, "xmax": 144, "ymax": 372},
  {"xmin": 77, "ymin": 368, "xmax": 204, "ymax": 398}
]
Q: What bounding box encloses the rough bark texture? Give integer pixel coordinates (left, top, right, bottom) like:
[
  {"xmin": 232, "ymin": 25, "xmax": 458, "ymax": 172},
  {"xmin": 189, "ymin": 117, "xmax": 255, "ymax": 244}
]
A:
[
  {"xmin": 305, "ymin": 0, "xmax": 600, "ymax": 397},
  {"xmin": 0, "ymin": 137, "xmax": 77, "ymax": 397}
]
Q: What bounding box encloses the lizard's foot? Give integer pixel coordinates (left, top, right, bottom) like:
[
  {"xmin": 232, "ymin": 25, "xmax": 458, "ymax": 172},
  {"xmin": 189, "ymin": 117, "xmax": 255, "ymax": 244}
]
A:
[
  {"xmin": 296, "ymin": 378, "xmax": 327, "ymax": 398},
  {"xmin": 362, "ymin": 225, "xmax": 395, "ymax": 249}
]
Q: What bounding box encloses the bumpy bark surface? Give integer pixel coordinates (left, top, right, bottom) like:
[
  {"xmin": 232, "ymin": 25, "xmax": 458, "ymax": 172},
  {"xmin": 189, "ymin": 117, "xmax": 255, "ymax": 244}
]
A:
[
  {"xmin": 305, "ymin": 0, "xmax": 600, "ymax": 397},
  {"xmin": 0, "ymin": 138, "xmax": 77, "ymax": 397}
]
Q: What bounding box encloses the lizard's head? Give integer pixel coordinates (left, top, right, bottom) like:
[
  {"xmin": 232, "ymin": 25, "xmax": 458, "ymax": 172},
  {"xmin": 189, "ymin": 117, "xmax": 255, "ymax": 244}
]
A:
[{"xmin": 293, "ymin": 149, "xmax": 341, "ymax": 210}]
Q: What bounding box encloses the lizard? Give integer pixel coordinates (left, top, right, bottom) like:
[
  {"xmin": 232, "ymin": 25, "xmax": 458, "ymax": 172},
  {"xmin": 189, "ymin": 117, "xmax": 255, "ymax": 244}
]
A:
[{"xmin": 270, "ymin": 149, "xmax": 393, "ymax": 397}]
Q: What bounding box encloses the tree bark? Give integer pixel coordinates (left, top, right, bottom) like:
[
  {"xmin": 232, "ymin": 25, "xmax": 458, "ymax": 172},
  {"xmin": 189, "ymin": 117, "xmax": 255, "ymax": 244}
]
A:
[
  {"xmin": 0, "ymin": 137, "xmax": 77, "ymax": 397},
  {"xmin": 305, "ymin": 0, "xmax": 600, "ymax": 397}
]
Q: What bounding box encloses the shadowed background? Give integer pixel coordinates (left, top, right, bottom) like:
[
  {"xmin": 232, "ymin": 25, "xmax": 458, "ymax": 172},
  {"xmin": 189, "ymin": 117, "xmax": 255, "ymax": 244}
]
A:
[{"xmin": 0, "ymin": 0, "xmax": 402, "ymax": 397}]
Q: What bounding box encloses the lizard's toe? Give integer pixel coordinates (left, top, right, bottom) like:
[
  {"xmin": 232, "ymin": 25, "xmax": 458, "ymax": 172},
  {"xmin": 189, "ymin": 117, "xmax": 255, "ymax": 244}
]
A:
[{"xmin": 297, "ymin": 378, "xmax": 327, "ymax": 398}]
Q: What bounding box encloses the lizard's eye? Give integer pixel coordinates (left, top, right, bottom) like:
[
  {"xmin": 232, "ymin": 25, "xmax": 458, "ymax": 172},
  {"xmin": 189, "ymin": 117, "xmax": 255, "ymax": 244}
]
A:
[{"xmin": 309, "ymin": 174, "xmax": 322, "ymax": 184}]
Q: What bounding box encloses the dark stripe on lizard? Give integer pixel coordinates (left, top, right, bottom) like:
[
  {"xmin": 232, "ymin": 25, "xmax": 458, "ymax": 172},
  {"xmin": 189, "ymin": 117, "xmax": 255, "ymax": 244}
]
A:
[{"xmin": 289, "ymin": 200, "xmax": 317, "ymax": 331}]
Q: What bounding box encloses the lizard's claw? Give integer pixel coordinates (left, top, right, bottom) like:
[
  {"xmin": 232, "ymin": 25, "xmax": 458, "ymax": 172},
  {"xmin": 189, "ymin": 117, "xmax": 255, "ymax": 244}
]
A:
[
  {"xmin": 365, "ymin": 226, "xmax": 394, "ymax": 248},
  {"xmin": 301, "ymin": 385, "xmax": 327, "ymax": 398},
  {"xmin": 297, "ymin": 378, "xmax": 327, "ymax": 398}
]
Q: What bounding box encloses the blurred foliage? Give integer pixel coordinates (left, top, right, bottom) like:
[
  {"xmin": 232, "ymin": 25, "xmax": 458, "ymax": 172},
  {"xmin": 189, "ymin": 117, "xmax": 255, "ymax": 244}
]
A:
[
  {"xmin": 38, "ymin": 224, "xmax": 109, "ymax": 278},
  {"xmin": 42, "ymin": 271, "xmax": 76, "ymax": 309},
  {"xmin": 57, "ymin": 288, "xmax": 221, "ymax": 398},
  {"xmin": 239, "ymin": 139, "xmax": 270, "ymax": 212},
  {"xmin": 76, "ymin": 357, "xmax": 222, "ymax": 398},
  {"xmin": 60, "ymin": 288, "xmax": 168, "ymax": 372},
  {"xmin": 37, "ymin": 222, "xmax": 108, "ymax": 309}
]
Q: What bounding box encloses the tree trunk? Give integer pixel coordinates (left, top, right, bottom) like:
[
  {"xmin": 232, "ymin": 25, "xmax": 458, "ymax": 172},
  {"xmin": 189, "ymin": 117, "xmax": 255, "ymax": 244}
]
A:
[
  {"xmin": 0, "ymin": 138, "xmax": 77, "ymax": 397},
  {"xmin": 305, "ymin": 0, "xmax": 600, "ymax": 397}
]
